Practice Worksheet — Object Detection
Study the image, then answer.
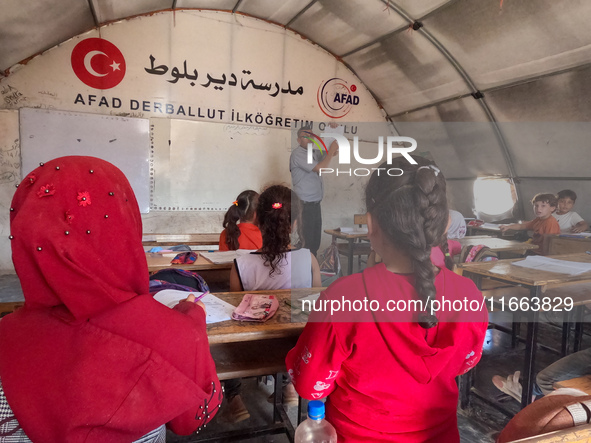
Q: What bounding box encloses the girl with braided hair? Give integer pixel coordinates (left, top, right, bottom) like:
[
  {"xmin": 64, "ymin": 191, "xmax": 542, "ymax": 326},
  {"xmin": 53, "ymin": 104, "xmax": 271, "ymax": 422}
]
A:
[
  {"xmin": 218, "ymin": 190, "xmax": 262, "ymax": 251},
  {"xmin": 286, "ymin": 156, "xmax": 488, "ymax": 442}
]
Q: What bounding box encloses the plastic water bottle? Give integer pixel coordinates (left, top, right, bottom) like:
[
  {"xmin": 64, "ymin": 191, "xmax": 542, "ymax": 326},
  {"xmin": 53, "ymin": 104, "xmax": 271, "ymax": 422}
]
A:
[{"xmin": 294, "ymin": 400, "xmax": 337, "ymax": 443}]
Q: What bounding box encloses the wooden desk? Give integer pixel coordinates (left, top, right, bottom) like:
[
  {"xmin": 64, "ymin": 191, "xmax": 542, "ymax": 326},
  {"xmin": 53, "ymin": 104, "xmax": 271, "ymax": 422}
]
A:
[
  {"xmin": 146, "ymin": 253, "xmax": 232, "ymax": 285},
  {"xmin": 458, "ymin": 236, "xmax": 539, "ymax": 255},
  {"xmin": 457, "ymin": 253, "xmax": 591, "ymax": 410},
  {"xmin": 202, "ymin": 288, "xmax": 319, "ymax": 442},
  {"xmin": 142, "ymin": 233, "xmax": 221, "ymax": 247},
  {"xmin": 548, "ymin": 235, "xmax": 591, "ymax": 255},
  {"xmin": 466, "ymin": 224, "xmax": 517, "ymax": 238},
  {"xmin": 324, "ymin": 228, "xmax": 370, "ymax": 276},
  {"xmin": 206, "ymin": 288, "xmax": 315, "ymax": 346}
]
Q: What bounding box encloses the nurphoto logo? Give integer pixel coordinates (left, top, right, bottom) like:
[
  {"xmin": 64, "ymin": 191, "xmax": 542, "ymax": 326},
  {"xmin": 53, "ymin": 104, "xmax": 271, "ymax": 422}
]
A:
[{"xmin": 306, "ymin": 133, "xmax": 418, "ymax": 177}]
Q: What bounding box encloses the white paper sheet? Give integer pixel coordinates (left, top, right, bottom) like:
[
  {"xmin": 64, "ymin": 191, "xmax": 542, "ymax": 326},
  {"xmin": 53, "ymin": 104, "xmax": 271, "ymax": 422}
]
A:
[
  {"xmin": 200, "ymin": 249, "xmax": 255, "ymax": 264},
  {"xmin": 511, "ymin": 256, "xmax": 591, "ymax": 276},
  {"xmin": 480, "ymin": 223, "xmax": 502, "ymax": 230},
  {"xmin": 339, "ymin": 227, "xmax": 368, "ymax": 234},
  {"xmin": 153, "ymin": 289, "xmax": 236, "ymax": 323}
]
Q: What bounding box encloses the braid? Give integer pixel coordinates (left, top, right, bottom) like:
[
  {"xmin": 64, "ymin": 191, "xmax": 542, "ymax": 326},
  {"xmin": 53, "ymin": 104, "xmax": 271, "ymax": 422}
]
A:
[
  {"xmin": 366, "ymin": 157, "xmax": 448, "ymax": 329},
  {"xmin": 439, "ymin": 240, "xmax": 454, "ymax": 271},
  {"xmin": 222, "ymin": 205, "xmax": 241, "ymax": 250}
]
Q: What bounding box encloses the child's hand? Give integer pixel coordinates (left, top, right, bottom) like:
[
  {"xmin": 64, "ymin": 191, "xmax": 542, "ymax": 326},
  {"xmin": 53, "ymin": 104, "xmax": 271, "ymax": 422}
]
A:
[
  {"xmin": 185, "ymin": 293, "xmax": 207, "ymax": 315},
  {"xmin": 572, "ymin": 226, "xmax": 583, "ymax": 233},
  {"xmin": 499, "ymin": 225, "xmax": 509, "ymax": 232}
]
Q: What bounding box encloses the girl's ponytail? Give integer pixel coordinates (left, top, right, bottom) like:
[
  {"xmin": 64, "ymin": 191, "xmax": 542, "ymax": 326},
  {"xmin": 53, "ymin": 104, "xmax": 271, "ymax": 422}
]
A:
[{"xmin": 222, "ymin": 190, "xmax": 259, "ymax": 250}]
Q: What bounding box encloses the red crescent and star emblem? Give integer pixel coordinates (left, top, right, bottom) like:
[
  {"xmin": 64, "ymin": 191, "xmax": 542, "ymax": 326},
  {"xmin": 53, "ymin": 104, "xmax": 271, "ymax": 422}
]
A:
[{"xmin": 71, "ymin": 38, "xmax": 126, "ymax": 89}]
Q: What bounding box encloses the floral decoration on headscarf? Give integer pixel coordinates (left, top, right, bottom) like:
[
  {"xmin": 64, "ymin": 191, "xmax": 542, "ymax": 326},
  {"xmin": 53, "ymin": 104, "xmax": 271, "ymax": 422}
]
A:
[
  {"xmin": 25, "ymin": 173, "xmax": 36, "ymax": 186},
  {"xmin": 64, "ymin": 210, "xmax": 74, "ymax": 224},
  {"xmin": 37, "ymin": 184, "xmax": 55, "ymax": 198},
  {"xmin": 77, "ymin": 191, "xmax": 91, "ymax": 207}
]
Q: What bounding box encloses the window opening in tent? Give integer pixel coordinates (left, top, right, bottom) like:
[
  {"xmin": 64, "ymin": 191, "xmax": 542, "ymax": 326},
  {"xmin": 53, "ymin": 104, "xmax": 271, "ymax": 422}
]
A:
[{"xmin": 473, "ymin": 177, "xmax": 517, "ymax": 221}]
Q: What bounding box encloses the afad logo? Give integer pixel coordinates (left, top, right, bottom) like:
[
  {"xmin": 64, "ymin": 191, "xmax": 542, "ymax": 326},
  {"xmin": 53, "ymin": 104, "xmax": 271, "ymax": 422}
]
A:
[
  {"xmin": 71, "ymin": 38, "xmax": 126, "ymax": 89},
  {"xmin": 317, "ymin": 78, "xmax": 360, "ymax": 119}
]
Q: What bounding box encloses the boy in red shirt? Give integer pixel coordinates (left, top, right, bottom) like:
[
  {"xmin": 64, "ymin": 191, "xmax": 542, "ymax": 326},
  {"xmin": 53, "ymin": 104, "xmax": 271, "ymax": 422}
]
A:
[{"xmin": 500, "ymin": 193, "xmax": 560, "ymax": 255}]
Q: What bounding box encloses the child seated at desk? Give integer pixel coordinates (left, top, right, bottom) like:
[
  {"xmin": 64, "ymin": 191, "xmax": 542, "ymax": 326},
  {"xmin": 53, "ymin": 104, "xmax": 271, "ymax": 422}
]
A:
[
  {"xmin": 230, "ymin": 185, "xmax": 321, "ymax": 291},
  {"xmin": 447, "ymin": 209, "xmax": 467, "ymax": 239},
  {"xmin": 553, "ymin": 189, "xmax": 589, "ymax": 233},
  {"xmin": 224, "ymin": 185, "xmax": 321, "ymax": 422},
  {"xmin": 218, "ymin": 189, "xmax": 262, "ymax": 251},
  {"xmin": 500, "ymin": 193, "xmax": 560, "ymax": 255},
  {"xmin": 0, "ymin": 156, "xmax": 221, "ymax": 442},
  {"xmin": 286, "ymin": 156, "xmax": 488, "ymax": 442}
]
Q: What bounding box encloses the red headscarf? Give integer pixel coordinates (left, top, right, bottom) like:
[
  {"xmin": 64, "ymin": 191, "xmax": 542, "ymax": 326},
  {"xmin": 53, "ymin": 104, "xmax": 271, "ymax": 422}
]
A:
[{"xmin": 0, "ymin": 156, "xmax": 221, "ymax": 442}]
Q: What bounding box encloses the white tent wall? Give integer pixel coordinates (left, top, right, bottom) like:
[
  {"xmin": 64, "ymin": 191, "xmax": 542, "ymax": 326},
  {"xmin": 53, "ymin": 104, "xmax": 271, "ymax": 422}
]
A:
[{"xmin": 0, "ymin": 10, "xmax": 388, "ymax": 273}]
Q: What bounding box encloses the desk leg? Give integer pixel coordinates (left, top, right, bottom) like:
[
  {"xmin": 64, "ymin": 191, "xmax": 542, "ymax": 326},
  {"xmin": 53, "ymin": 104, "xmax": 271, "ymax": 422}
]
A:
[
  {"xmin": 458, "ymin": 272, "xmax": 482, "ymax": 409},
  {"xmin": 521, "ymin": 287, "xmax": 540, "ymax": 409},
  {"xmin": 347, "ymin": 239, "xmax": 354, "ymax": 275},
  {"xmin": 562, "ymin": 309, "xmax": 571, "ymax": 357},
  {"xmin": 573, "ymin": 306, "xmax": 585, "ymax": 353}
]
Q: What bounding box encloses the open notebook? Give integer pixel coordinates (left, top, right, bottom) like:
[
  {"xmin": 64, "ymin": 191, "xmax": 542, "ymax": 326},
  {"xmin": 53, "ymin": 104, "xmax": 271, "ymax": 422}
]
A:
[
  {"xmin": 200, "ymin": 249, "xmax": 256, "ymax": 264},
  {"xmin": 511, "ymin": 256, "xmax": 591, "ymax": 276},
  {"xmin": 153, "ymin": 289, "xmax": 235, "ymax": 324}
]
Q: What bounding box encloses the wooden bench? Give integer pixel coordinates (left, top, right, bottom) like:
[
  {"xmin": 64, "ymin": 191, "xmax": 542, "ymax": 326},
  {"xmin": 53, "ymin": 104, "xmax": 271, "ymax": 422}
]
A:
[{"xmin": 210, "ymin": 337, "xmax": 297, "ymax": 381}]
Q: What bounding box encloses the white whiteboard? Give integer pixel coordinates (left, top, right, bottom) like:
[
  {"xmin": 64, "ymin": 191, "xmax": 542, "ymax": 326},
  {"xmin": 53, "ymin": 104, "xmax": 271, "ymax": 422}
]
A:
[
  {"xmin": 19, "ymin": 108, "xmax": 150, "ymax": 212},
  {"xmin": 150, "ymin": 119, "xmax": 292, "ymax": 211}
]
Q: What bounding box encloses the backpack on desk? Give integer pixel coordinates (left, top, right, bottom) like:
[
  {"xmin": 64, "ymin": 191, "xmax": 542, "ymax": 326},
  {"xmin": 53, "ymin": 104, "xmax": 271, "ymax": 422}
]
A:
[
  {"xmin": 460, "ymin": 244, "xmax": 498, "ymax": 263},
  {"xmin": 149, "ymin": 268, "xmax": 209, "ymax": 293},
  {"xmin": 318, "ymin": 241, "xmax": 341, "ymax": 276}
]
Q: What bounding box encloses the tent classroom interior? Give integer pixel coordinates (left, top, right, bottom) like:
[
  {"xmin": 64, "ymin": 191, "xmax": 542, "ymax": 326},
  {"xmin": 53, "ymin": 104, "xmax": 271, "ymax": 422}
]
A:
[{"xmin": 2, "ymin": 1, "xmax": 591, "ymax": 442}]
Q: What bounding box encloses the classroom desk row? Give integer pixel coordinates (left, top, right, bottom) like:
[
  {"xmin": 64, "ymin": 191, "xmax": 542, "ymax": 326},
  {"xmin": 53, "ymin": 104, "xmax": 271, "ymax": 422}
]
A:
[
  {"xmin": 456, "ymin": 252, "xmax": 591, "ymax": 410},
  {"xmin": 324, "ymin": 229, "xmax": 540, "ymax": 275},
  {"xmin": 145, "ymin": 253, "xmax": 232, "ymax": 287},
  {"xmin": 142, "ymin": 233, "xmax": 221, "ymax": 247}
]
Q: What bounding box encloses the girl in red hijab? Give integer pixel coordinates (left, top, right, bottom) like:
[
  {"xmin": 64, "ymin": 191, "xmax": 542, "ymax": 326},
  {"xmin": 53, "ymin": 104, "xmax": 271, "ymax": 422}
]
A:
[{"xmin": 0, "ymin": 156, "xmax": 221, "ymax": 442}]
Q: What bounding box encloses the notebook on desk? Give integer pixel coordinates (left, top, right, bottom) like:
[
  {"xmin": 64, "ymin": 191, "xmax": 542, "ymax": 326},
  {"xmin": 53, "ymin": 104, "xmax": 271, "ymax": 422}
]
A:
[
  {"xmin": 153, "ymin": 289, "xmax": 235, "ymax": 323},
  {"xmin": 200, "ymin": 249, "xmax": 255, "ymax": 264},
  {"xmin": 339, "ymin": 227, "xmax": 368, "ymax": 234}
]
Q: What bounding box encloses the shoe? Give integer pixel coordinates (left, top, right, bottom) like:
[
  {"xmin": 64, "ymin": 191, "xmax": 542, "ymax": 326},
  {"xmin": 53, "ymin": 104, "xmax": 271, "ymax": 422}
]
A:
[
  {"xmin": 267, "ymin": 382, "xmax": 299, "ymax": 407},
  {"xmin": 492, "ymin": 371, "xmax": 522, "ymax": 402},
  {"xmin": 282, "ymin": 382, "xmax": 299, "ymax": 407},
  {"xmin": 226, "ymin": 395, "xmax": 250, "ymax": 423}
]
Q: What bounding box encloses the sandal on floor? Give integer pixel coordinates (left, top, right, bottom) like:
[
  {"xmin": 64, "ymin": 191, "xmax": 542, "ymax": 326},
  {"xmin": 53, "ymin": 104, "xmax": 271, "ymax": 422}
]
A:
[{"xmin": 492, "ymin": 371, "xmax": 522, "ymax": 402}]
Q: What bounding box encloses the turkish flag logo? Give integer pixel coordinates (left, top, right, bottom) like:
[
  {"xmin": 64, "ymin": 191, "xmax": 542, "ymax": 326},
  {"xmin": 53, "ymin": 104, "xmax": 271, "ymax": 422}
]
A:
[{"xmin": 71, "ymin": 38, "xmax": 126, "ymax": 89}]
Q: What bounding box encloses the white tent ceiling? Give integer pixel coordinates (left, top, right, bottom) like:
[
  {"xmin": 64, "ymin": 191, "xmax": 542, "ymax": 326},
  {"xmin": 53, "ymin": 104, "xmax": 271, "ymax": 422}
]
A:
[
  {"xmin": 4, "ymin": 0, "xmax": 591, "ymax": 121},
  {"xmin": 2, "ymin": 0, "xmax": 591, "ymax": 218}
]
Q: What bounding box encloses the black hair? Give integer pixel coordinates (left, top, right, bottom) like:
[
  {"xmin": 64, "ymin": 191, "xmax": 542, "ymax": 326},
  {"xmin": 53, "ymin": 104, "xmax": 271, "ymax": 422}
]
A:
[
  {"xmin": 531, "ymin": 193, "xmax": 558, "ymax": 208},
  {"xmin": 222, "ymin": 190, "xmax": 259, "ymax": 250},
  {"xmin": 365, "ymin": 156, "xmax": 449, "ymax": 329},
  {"xmin": 256, "ymin": 185, "xmax": 302, "ymax": 276},
  {"xmin": 557, "ymin": 189, "xmax": 577, "ymax": 202}
]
